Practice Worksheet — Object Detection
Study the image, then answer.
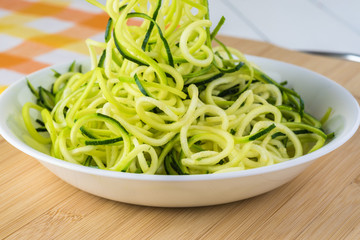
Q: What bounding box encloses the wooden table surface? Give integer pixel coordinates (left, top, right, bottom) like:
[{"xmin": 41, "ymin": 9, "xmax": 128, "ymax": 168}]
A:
[{"xmin": 1, "ymin": 36, "xmax": 360, "ymax": 240}]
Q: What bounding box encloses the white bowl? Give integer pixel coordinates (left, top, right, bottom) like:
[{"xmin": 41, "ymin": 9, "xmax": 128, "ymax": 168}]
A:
[{"xmin": 0, "ymin": 56, "xmax": 359, "ymax": 207}]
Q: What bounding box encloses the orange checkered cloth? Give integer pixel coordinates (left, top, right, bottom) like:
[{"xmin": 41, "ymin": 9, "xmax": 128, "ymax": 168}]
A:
[{"xmin": 0, "ymin": 0, "xmax": 110, "ymax": 93}]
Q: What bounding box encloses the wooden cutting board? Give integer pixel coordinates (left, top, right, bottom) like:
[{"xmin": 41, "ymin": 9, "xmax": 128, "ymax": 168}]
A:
[{"xmin": 1, "ymin": 36, "xmax": 360, "ymax": 240}]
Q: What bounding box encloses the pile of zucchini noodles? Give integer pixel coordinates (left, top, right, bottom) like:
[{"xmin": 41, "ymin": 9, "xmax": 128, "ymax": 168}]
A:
[{"xmin": 22, "ymin": 0, "xmax": 333, "ymax": 174}]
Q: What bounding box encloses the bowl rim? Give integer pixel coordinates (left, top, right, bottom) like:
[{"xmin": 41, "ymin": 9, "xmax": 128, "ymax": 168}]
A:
[{"xmin": 0, "ymin": 56, "xmax": 359, "ymax": 182}]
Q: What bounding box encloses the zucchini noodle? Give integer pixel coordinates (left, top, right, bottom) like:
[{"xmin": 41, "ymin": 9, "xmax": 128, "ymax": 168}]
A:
[{"xmin": 22, "ymin": 0, "xmax": 333, "ymax": 175}]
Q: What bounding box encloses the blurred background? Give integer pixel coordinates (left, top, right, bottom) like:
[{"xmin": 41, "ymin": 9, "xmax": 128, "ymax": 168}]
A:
[
  {"xmin": 208, "ymin": 0, "xmax": 360, "ymax": 56},
  {"xmin": 0, "ymin": 0, "xmax": 359, "ymax": 90}
]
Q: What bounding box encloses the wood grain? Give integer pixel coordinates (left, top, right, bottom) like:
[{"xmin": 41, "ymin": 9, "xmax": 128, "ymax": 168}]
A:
[{"xmin": 1, "ymin": 36, "xmax": 359, "ymax": 240}]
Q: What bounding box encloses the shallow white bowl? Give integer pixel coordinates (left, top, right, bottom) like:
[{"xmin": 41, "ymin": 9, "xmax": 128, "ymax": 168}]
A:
[{"xmin": 0, "ymin": 56, "xmax": 359, "ymax": 207}]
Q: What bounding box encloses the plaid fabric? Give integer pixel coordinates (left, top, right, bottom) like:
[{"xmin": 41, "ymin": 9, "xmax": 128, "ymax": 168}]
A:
[{"xmin": 0, "ymin": 0, "xmax": 110, "ymax": 93}]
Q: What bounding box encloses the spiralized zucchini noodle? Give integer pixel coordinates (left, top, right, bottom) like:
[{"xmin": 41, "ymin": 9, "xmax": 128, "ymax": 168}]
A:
[{"xmin": 23, "ymin": 0, "xmax": 333, "ymax": 174}]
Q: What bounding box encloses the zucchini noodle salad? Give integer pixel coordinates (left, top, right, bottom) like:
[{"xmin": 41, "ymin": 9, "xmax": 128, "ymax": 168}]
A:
[{"xmin": 22, "ymin": 0, "xmax": 333, "ymax": 175}]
